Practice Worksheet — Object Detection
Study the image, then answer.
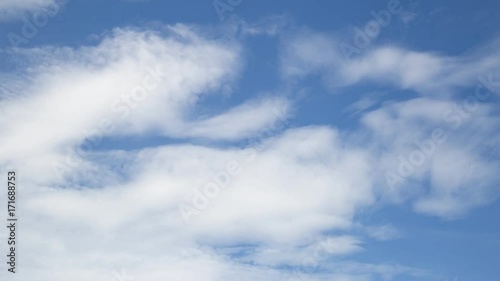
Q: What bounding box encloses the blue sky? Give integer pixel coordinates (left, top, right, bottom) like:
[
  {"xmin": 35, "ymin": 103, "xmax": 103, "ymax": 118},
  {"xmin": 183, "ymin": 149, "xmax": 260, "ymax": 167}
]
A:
[{"xmin": 0, "ymin": 1, "xmax": 499, "ymax": 281}]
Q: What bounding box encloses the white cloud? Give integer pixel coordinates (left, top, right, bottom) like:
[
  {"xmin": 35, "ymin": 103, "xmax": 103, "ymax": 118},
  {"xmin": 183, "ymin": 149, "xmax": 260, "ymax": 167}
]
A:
[
  {"xmin": 281, "ymin": 31, "xmax": 500, "ymax": 96},
  {"xmin": 241, "ymin": 236, "xmax": 364, "ymax": 267},
  {"xmin": 0, "ymin": 122, "xmax": 410, "ymax": 280},
  {"xmin": 181, "ymin": 96, "xmax": 291, "ymax": 140},
  {"xmin": 361, "ymin": 97, "xmax": 500, "ymax": 218},
  {"xmin": 281, "ymin": 30, "xmax": 500, "ymax": 218}
]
